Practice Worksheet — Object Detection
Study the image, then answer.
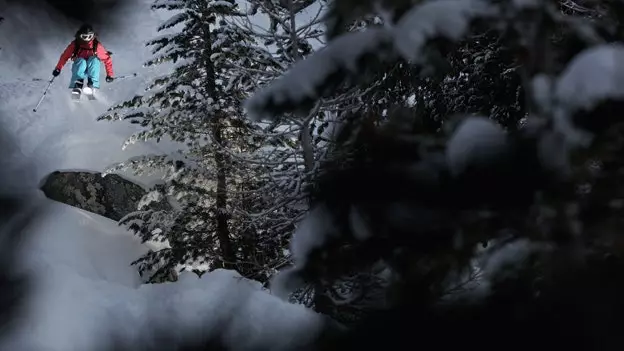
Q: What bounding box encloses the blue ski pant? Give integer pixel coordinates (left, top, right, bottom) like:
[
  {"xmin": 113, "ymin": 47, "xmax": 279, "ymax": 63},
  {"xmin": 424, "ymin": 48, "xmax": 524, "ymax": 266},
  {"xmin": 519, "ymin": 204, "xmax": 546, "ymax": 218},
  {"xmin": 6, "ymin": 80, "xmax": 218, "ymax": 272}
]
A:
[{"xmin": 69, "ymin": 56, "xmax": 101, "ymax": 89}]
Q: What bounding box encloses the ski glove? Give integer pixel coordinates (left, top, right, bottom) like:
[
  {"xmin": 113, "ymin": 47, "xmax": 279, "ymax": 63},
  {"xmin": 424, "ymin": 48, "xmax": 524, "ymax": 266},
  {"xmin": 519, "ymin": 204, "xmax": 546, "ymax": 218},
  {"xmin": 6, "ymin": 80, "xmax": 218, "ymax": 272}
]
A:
[
  {"xmin": 106, "ymin": 76, "xmax": 114, "ymax": 83},
  {"xmin": 52, "ymin": 68, "xmax": 60, "ymax": 77}
]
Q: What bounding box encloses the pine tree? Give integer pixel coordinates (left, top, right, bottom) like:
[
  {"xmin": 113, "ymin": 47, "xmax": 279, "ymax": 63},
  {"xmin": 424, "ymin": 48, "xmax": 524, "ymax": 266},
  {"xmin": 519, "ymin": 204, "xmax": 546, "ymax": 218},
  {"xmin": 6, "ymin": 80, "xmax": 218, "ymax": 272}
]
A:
[
  {"xmin": 243, "ymin": 0, "xmax": 419, "ymax": 318},
  {"xmin": 245, "ymin": 0, "xmax": 624, "ymax": 335},
  {"xmin": 241, "ymin": 0, "xmax": 324, "ymax": 177},
  {"xmin": 98, "ymin": 0, "xmax": 270, "ymax": 282},
  {"xmin": 228, "ymin": 0, "xmax": 330, "ymax": 275}
]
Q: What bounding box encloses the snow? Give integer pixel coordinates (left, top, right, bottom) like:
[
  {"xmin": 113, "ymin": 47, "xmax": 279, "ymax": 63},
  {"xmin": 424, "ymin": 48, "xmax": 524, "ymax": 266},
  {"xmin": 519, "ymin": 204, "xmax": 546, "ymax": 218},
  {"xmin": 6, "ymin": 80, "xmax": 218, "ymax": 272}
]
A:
[
  {"xmin": 445, "ymin": 116, "xmax": 508, "ymax": 177},
  {"xmin": 392, "ymin": 0, "xmax": 496, "ymax": 62},
  {"xmin": 555, "ymin": 44, "xmax": 624, "ymax": 113},
  {"xmin": 289, "ymin": 205, "xmax": 339, "ymax": 266},
  {"xmin": 0, "ymin": 0, "xmax": 176, "ymax": 190},
  {"xmin": 465, "ymin": 239, "xmax": 552, "ymax": 299},
  {"xmin": 270, "ymin": 266, "xmax": 307, "ymax": 301},
  {"xmin": 2, "ymin": 197, "xmax": 148, "ymax": 351},
  {"xmin": 531, "ymin": 74, "xmax": 554, "ymax": 114},
  {"xmin": 244, "ymin": 0, "xmax": 497, "ymax": 121},
  {"xmin": 0, "ymin": 0, "xmax": 326, "ymax": 349},
  {"xmin": 1, "ymin": 197, "xmax": 325, "ymax": 350},
  {"xmin": 270, "ymin": 205, "xmax": 340, "ymax": 299},
  {"xmin": 526, "ymin": 44, "xmax": 624, "ymax": 174},
  {"xmin": 156, "ymin": 13, "xmax": 187, "ymax": 31},
  {"xmin": 211, "ymin": 0, "xmax": 236, "ymax": 8},
  {"xmin": 244, "ymin": 28, "xmax": 392, "ymax": 121},
  {"xmin": 525, "ymin": 45, "xmax": 624, "ymax": 167}
]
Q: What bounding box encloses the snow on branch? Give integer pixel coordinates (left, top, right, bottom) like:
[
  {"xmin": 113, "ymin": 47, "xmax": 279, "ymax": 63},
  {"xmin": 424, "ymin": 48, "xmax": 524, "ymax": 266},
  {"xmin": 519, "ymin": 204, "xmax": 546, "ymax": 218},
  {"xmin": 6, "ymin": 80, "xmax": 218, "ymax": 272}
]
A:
[
  {"xmin": 446, "ymin": 116, "xmax": 509, "ymax": 178},
  {"xmin": 269, "ymin": 39, "xmax": 624, "ymax": 300},
  {"xmin": 392, "ymin": 0, "xmax": 496, "ymax": 62},
  {"xmin": 103, "ymin": 154, "xmax": 174, "ymax": 177},
  {"xmin": 270, "ymin": 205, "xmax": 343, "ymax": 299},
  {"xmin": 209, "ymin": 0, "xmax": 236, "ymax": 10},
  {"xmin": 152, "ymin": 0, "xmax": 186, "ymax": 10},
  {"xmin": 554, "ymin": 44, "xmax": 624, "ymax": 116},
  {"xmin": 157, "ymin": 13, "xmax": 188, "ymax": 31},
  {"xmin": 532, "ymin": 44, "xmax": 624, "ymax": 150},
  {"xmin": 244, "ymin": 0, "xmax": 497, "ymax": 121},
  {"xmin": 244, "ymin": 28, "xmax": 394, "ymax": 121}
]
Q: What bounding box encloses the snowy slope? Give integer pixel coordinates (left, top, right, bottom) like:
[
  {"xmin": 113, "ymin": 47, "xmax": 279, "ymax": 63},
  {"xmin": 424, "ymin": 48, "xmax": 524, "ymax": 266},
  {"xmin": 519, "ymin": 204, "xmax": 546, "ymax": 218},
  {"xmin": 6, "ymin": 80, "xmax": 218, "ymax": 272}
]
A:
[
  {"xmin": 0, "ymin": 0, "xmax": 176, "ymax": 190},
  {"xmin": 0, "ymin": 1, "xmax": 326, "ymax": 349},
  {"xmin": 1, "ymin": 197, "xmax": 324, "ymax": 351}
]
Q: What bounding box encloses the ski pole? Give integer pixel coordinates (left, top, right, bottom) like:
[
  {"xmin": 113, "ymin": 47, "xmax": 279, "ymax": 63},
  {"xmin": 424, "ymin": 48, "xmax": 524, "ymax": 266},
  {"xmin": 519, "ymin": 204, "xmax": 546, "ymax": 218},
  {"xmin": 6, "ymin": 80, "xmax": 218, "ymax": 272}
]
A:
[
  {"xmin": 114, "ymin": 73, "xmax": 138, "ymax": 80},
  {"xmin": 33, "ymin": 76, "xmax": 55, "ymax": 112}
]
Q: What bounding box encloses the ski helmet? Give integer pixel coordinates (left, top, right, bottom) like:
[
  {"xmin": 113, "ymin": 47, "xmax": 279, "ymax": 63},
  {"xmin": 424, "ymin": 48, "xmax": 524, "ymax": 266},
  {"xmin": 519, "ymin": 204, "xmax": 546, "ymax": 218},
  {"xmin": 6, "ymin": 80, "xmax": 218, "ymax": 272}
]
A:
[{"xmin": 76, "ymin": 24, "xmax": 95, "ymax": 42}]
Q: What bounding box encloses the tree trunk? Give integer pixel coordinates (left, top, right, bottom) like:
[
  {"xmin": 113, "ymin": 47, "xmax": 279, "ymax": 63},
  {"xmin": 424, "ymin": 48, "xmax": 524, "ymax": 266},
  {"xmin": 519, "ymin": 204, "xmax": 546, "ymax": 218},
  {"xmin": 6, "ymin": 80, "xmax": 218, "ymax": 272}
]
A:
[
  {"xmin": 201, "ymin": 7, "xmax": 236, "ymax": 269},
  {"xmin": 301, "ymin": 121, "xmax": 315, "ymax": 174},
  {"xmin": 213, "ymin": 121, "xmax": 236, "ymax": 269},
  {"xmin": 288, "ymin": 0, "xmax": 329, "ymax": 313}
]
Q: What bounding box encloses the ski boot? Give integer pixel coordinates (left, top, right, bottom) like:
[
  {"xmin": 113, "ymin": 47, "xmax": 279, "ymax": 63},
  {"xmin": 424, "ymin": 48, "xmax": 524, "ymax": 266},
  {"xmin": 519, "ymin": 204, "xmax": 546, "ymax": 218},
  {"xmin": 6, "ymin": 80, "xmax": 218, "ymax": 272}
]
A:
[
  {"xmin": 83, "ymin": 78, "xmax": 96, "ymax": 100},
  {"xmin": 71, "ymin": 79, "xmax": 83, "ymax": 100}
]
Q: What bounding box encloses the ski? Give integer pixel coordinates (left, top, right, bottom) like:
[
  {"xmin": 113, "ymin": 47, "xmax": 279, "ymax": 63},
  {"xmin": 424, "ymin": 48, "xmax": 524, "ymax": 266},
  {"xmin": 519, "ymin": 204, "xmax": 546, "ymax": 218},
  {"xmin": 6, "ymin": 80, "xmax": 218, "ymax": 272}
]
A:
[
  {"xmin": 72, "ymin": 79, "xmax": 84, "ymax": 101},
  {"xmin": 71, "ymin": 88, "xmax": 81, "ymax": 101},
  {"xmin": 70, "ymin": 87, "xmax": 97, "ymax": 101}
]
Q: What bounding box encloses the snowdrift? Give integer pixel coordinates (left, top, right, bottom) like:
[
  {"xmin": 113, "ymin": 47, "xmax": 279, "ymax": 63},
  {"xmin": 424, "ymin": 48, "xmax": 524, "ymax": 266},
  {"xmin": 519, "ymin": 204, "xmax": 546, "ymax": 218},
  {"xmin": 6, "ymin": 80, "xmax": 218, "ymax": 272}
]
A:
[
  {"xmin": 1, "ymin": 1, "xmax": 326, "ymax": 350},
  {"xmin": 2, "ymin": 197, "xmax": 324, "ymax": 351}
]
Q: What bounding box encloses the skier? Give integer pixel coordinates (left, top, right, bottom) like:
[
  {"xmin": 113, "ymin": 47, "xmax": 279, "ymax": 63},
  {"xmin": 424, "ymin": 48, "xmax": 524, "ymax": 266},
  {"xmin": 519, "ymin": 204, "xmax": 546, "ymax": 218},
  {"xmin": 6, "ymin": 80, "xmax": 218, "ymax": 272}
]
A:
[{"xmin": 52, "ymin": 24, "xmax": 114, "ymax": 99}]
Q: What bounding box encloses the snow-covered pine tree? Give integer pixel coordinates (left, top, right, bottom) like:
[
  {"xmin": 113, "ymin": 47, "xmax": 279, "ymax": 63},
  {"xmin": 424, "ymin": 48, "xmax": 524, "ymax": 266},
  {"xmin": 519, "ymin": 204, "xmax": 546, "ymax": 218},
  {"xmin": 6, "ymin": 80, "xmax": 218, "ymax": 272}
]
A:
[
  {"xmin": 220, "ymin": 0, "xmax": 330, "ymax": 278},
  {"xmin": 238, "ymin": 0, "xmax": 386, "ymax": 222},
  {"xmin": 240, "ymin": 0, "xmax": 324, "ymax": 183},
  {"xmin": 246, "ymin": 0, "xmax": 624, "ymax": 337},
  {"xmin": 236, "ymin": 0, "xmax": 396, "ymax": 296},
  {"xmin": 98, "ymin": 0, "xmax": 276, "ymax": 282},
  {"xmin": 241, "ymin": 0, "xmax": 420, "ymax": 320}
]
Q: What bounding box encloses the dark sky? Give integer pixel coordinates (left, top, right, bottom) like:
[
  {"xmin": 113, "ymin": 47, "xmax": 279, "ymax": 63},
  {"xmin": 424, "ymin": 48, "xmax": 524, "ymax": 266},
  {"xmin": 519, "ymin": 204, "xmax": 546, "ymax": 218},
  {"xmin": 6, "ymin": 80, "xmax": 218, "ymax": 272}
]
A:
[{"xmin": 5, "ymin": 0, "xmax": 132, "ymax": 30}]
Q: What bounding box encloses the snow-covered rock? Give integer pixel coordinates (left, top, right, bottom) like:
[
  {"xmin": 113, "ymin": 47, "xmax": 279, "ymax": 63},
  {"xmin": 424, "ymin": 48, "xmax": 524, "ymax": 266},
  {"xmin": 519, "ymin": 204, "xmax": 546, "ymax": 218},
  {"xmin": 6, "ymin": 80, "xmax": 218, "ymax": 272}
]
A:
[{"xmin": 40, "ymin": 170, "xmax": 171, "ymax": 221}]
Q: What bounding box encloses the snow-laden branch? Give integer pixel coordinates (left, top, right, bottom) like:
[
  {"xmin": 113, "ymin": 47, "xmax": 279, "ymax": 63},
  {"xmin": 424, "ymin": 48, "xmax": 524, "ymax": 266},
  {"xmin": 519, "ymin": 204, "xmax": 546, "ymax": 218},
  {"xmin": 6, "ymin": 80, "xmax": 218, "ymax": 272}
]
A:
[
  {"xmin": 535, "ymin": 44, "xmax": 624, "ymax": 149},
  {"xmin": 244, "ymin": 28, "xmax": 393, "ymax": 121},
  {"xmin": 244, "ymin": 0, "xmax": 497, "ymax": 121},
  {"xmin": 392, "ymin": 0, "xmax": 495, "ymax": 62},
  {"xmin": 157, "ymin": 13, "xmax": 188, "ymax": 31},
  {"xmin": 268, "ymin": 36, "xmax": 624, "ymax": 300},
  {"xmin": 554, "ymin": 44, "xmax": 624, "ymax": 116}
]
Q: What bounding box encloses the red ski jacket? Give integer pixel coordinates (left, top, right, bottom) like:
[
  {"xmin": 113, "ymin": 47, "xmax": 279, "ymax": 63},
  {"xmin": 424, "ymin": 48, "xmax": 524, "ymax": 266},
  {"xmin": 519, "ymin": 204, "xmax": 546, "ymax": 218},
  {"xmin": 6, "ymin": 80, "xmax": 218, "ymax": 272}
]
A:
[{"xmin": 55, "ymin": 39, "xmax": 114, "ymax": 77}]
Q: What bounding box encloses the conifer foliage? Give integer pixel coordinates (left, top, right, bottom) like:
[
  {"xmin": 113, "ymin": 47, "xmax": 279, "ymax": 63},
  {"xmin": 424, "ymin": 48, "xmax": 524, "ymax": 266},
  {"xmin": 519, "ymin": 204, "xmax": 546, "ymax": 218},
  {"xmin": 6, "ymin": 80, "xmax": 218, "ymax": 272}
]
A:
[
  {"xmin": 245, "ymin": 0, "xmax": 624, "ymax": 345},
  {"xmin": 98, "ymin": 0, "xmax": 269, "ymax": 282}
]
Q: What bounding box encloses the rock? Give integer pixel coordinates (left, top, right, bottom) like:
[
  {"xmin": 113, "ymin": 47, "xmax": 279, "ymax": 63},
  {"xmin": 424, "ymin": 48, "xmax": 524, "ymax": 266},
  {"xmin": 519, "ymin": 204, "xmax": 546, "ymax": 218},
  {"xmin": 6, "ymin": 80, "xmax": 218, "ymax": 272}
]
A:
[{"xmin": 39, "ymin": 170, "xmax": 169, "ymax": 221}]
